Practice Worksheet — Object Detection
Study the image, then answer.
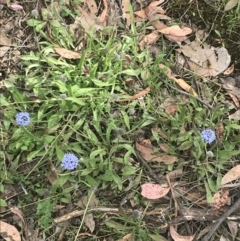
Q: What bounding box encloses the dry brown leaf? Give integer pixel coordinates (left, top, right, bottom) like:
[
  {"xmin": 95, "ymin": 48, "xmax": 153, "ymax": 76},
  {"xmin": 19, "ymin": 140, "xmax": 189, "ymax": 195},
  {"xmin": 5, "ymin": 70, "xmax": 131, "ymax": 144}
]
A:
[
  {"xmin": 159, "ymin": 25, "xmax": 192, "ymax": 37},
  {"xmin": 54, "ymin": 47, "xmax": 81, "ymax": 59},
  {"xmin": 147, "ymin": 16, "xmax": 188, "ymax": 42},
  {"xmin": 221, "ymin": 165, "xmax": 240, "ymax": 185},
  {"xmin": 134, "ymin": 0, "xmax": 165, "ymax": 19},
  {"xmin": 224, "ymin": 64, "xmax": 234, "ymax": 75},
  {"xmin": 99, "ymin": 0, "xmax": 108, "ymax": 23},
  {"xmin": 122, "ymin": 0, "xmax": 132, "ymax": 26},
  {"xmin": 118, "ymin": 87, "xmax": 150, "ymax": 102},
  {"xmin": 0, "ymin": 18, "xmax": 8, "ymax": 24},
  {"xmin": 0, "ymin": 46, "xmax": 10, "ymax": 57},
  {"xmin": 10, "ymin": 207, "xmax": 25, "ymax": 224},
  {"xmin": 221, "ymin": 77, "xmax": 240, "ymax": 99},
  {"xmin": 224, "ymin": 0, "xmax": 240, "ymax": 11},
  {"xmin": 227, "ymin": 91, "xmax": 240, "ymax": 108},
  {"xmin": 227, "ymin": 221, "xmax": 238, "ymax": 240},
  {"xmin": 0, "ymin": 221, "xmax": 21, "ymax": 241},
  {"xmin": 215, "ymin": 123, "xmax": 224, "ymax": 140},
  {"xmin": 177, "ymin": 41, "xmax": 231, "ymax": 77},
  {"xmin": 170, "ymin": 225, "xmax": 195, "ymax": 241},
  {"xmin": 139, "ymin": 32, "xmax": 159, "ymax": 47},
  {"xmin": 84, "ymin": 213, "xmax": 95, "ymax": 233},
  {"xmin": 141, "ymin": 183, "xmax": 170, "ymax": 199},
  {"xmin": 146, "ymin": 0, "xmax": 166, "ymax": 17},
  {"xmin": 134, "ymin": 9, "xmax": 146, "ymax": 19},
  {"xmin": 229, "ymin": 109, "xmax": 240, "ymax": 120},
  {"xmin": 212, "ymin": 189, "xmax": 229, "ymax": 209},
  {"xmin": 76, "ymin": 193, "xmax": 100, "ymax": 209},
  {"xmin": 73, "ymin": 6, "xmax": 104, "ymax": 31},
  {"xmin": 86, "ymin": 0, "xmax": 98, "ymax": 15},
  {"xmin": 159, "ymin": 143, "xmax": 169, "ymax": 153},
  {"xmin": 135, "ymin": 139, "xmax": 177, "ymax": 164},
  {"xmin": 151, "ymin": 126, "xmax": 169, "ymax": 140},
  {"xmin": 159, "ymin": 64, "xmax": 198, "ymax": 96},
  {"xmin": 0, "ymin": 29, "xmax": 11, "ymax": 45},
  {"xmin": 47, "ymin": 164, "xmax": 58, "ymax": 184},
  {"xmin": 165, "ymin": 104, "xmax": 178, "ymax": 115},
  {"xmin": 117, "ymin": 233, "xmax": 133, "ymax": 241},
  {"xmin": 149, "ymin": 0, "xmax": 165, "ymax": 7}
]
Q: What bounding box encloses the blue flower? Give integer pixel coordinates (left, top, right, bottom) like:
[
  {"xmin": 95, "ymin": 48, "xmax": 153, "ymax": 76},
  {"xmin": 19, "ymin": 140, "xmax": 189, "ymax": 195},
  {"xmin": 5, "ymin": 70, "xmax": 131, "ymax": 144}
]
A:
[
  {"xmin": 61, "ymin": 153, "xmax": 79, "ymax": 170},
  {"xmin": 201, "ymin": 129, "xmax": 216, "ymax": 144},
  {"xmin": 15, "ymin": 112, "xmax": 31, "ymax": 126}
]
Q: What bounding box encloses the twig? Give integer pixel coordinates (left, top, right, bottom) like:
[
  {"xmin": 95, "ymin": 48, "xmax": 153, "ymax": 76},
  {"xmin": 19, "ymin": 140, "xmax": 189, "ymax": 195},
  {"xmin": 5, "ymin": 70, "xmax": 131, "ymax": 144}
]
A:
[
  {"xmin": 54, "ymin": 207, "xmax": 119, "ymax": 223},
  {"xmin": 117, "ymin": 87, "xmax": 151, "ymax": 102},
  {"xmin": 165, "ymin": 83, "xmax": 213, "ymax": 109},
  {"xmin": 135, "ymin": 146, "xmax": 162, "ymax": 185},
  {"xmin": 57, "ymin": 222, "xmax": 70, "ymax": 241},
  {"xmin": 201, "ymin": 196, "xmax": 240, "ymax": 241}
]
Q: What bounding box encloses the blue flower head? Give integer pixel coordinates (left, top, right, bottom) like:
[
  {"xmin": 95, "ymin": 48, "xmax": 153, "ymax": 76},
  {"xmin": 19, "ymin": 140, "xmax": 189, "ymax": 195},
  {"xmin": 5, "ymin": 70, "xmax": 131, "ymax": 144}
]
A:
[
  {"xmin": 201, "ymin": 129, "xmax": 216, "ymax": 144},
  {"xmin": 61, "ymin": 153, "xmax": 79, "ymax": 170},
  {"xmin": 15, "ymin": 112, "xmax": 31, "ymax": 126}
]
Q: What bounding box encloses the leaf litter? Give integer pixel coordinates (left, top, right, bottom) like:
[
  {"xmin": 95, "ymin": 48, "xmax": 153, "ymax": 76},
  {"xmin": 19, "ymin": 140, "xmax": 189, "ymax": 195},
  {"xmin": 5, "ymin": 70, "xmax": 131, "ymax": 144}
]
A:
[{"xmin": 1, "ymin": 0, "xmax": 240, "ymax": 240}]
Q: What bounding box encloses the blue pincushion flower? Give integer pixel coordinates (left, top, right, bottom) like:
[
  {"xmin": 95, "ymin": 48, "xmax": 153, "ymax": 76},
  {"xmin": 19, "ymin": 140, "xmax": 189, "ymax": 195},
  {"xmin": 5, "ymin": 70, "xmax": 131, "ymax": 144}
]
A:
[
  {"xmin": 201, "ymin": 129, "xmax": 216, "ymax": 144},
  {"xmin": 61, "ymin": 153, "xmax": 79, "ymax": 170},
  {"xmin": 15, "ymin": 112, "xmax": 31, "ymax": 126}
]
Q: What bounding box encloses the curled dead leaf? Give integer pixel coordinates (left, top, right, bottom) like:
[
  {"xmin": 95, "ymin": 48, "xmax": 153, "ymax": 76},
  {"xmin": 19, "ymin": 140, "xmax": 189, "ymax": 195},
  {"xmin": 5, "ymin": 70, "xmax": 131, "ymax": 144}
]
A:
[
  {"xmin": 139, "ymin": 32, "xmax": 159, "ymax": 47},
  {"xmin": 170, "ymin": 225, "xmax": 195, "ymax": 241},
  {"xmin": 84, "ymin": 213, "xmax": 95, "ymax": 233},
  {"xmin": 221, "ymin": 164, "xmax": 240, "ymax": 185},
  {"xmin": 54, "ymin": 47, "xmax": 81, "ymax": 59},
  {"xmin": 159, "ymin": 64, "xmax": 198, "ymax": 96},
  {"xmin": 159, "ymin": 25, "xmax": 192, "ymax": 37},
  {"xmin": 135, "ymin": 139, "xmax": 177, "ymax": 164}
]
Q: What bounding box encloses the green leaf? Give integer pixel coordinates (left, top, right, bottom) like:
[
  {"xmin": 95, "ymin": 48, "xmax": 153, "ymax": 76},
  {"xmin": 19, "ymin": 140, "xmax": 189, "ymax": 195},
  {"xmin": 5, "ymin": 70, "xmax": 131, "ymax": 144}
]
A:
[
  {"xmin": 216, "ymin": 174, "xmax": 222, "ymax": 190},
  {"xmin": 27, "ymin": 19, "xmax": 44, "ymax": 27},
  {"xmin": 149, "ymin": 234, "xmax": 168, "ymax": 241},
  {"xmin": 90, "ymin": 149, "xmax": 106, "ymax": 159},
  {"xmin": 204, "ymin": 181, "xmax": 213, "ymax": 203},
  {"xmin": 80, "ymin": 169, "xmax": 95, "ymax": 176},
  {"xmin": 207, "ymin": 178, "xmax": 217, "ymax": 193},
  {"xmin": 105, "ymin": 220, "xmax": 131, "ymax": 231},
  {"xmin": 86, "ymin": 175, "xmax": 98, "ymax": 186},
  {"xmin": 27, "ymin": 149, "xmax": 42, "ymax": 161},
  {"xmin": 48, "ymin": 114, "xmax": 62, "ymax": 129},
  {"xmin": 91, "ymin": 78, "xmax": 113, "ymax": 87},
  {"xmin": 53, "ymin": 175, "xmax": 69, "ymax": 187},
  {"xmin": 112, "ymin": 173, "xmax": 122, "ymax": 190},
  {"xmin": 119, "ymin": 69, "xmax": 141, "ymax": 76},
  {"xmin": 0, "ymin": 183, "xmax": 4, "ymax": 192},
  {"xmin": 56, "ymin": 146, "xmax": 64, "ymax": 161},
  {"xmin": 0, "ymin": 198, "xmax": 7, "ymax": 207},
  {"xmin": 66, "ymin": 97, "xmax": 85, "ymax": 105},
  {"xmin": 61, "ymin": 197, "xmax": 71, "ymax": 204},
  {"xmin": 97, "ymin": 170, "xmax": 113, "ymax": 181},
  {"xmin": 230, "ymin": 123, "xmax": 240, "ymax": 129},
  {"xmin": 71, "ymin": 86, "xmax": 96, "ymax": 97},
  {"xmin": 121, "ymin": 111, "xmax": 130, "ymax": 130},
  {"xmin": 36, "ymin": 22, "xmax": 47, "ymax": 32},
  {"xmin": 178, "ymin": 140, "xmax": 193, "ymax": 150},
  {"xmin": 122, "ymin": 166, "xmax": 137, "ymax": 176}
]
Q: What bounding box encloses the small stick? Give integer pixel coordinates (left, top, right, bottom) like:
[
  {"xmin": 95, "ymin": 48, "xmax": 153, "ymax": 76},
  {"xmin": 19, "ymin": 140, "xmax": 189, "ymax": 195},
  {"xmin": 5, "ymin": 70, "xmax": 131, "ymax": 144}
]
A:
[
  {"xmin": 135, "ymin": 146, "xmax": 162, "ymax": 184},
  {"xmin": 54, "ymin": 207, "xmax": 119, "ymax": 223},
  {"xmin": 165, "ymin": 83, "xmax": 213, "ymax": 109},
  {"xmin": 201, "ymin": 196, "xmax": 240, "ymax": 241},
  {"xmin": 117, "ymin": 87, "xmax": 151, "ymax": 102}
]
